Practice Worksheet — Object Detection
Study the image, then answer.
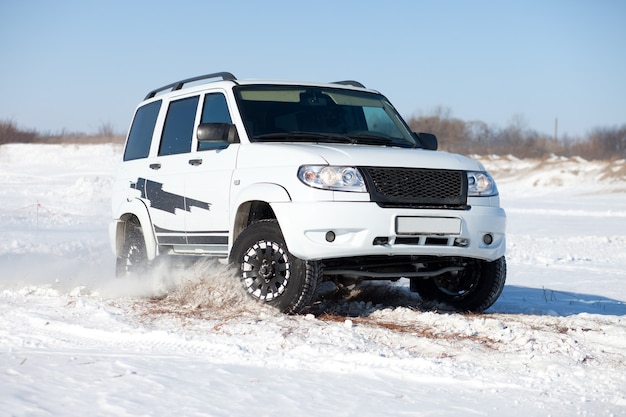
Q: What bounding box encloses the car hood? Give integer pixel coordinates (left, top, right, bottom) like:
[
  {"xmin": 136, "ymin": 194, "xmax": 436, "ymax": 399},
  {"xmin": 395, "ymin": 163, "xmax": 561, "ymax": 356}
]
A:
[{"xmin": 237, "ymin": 143, "xmax": 485, "ymax": 172}]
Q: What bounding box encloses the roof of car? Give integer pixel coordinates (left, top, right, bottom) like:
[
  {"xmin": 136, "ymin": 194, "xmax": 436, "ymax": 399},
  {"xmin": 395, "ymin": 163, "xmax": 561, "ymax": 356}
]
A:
[{"xmin": 144, "ymin": 72, "xmax": 376, "ymax": 100}]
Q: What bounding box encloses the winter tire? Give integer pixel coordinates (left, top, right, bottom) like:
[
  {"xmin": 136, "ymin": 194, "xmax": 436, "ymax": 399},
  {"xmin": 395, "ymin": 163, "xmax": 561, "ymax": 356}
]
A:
[
  {"xmin": 230, "ymin": 220, "xmax": 322, "ymax": 313},
  {"xmin": 411, "ymin": 256, "xmax": 506, "ymax": 313},
  {"xmin": 116, "ymin": 219, "xmax": 149, "ymax": 277}
]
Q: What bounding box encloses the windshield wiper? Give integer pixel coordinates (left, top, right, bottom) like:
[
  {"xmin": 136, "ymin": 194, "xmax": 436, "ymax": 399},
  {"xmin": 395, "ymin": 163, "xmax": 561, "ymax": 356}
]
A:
[
  {"xmin": 253, "ymin": 132, "xmax": 354, "ymax": 144},
  {"xmin": 345, "ymin": 133, "xmax": 414, "ymax": 148},
  {"xmin": 253, "ymin": 131, "xmax": 415, "ymax": 148}
]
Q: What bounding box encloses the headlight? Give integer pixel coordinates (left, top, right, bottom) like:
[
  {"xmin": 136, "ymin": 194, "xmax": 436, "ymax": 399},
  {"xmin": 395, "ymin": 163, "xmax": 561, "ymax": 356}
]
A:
[
  {"xmin": 467, "ymin": 171, "xmax": 498, "ymax": 196},
  {"xmin": 298, "ymin": 165, "xmax": 367, "ymax": 192}
]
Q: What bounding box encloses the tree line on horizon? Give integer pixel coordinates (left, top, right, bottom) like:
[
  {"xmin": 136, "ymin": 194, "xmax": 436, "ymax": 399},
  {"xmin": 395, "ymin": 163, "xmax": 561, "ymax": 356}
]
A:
[
  {"xmin": 408, "ymin": 108, "xmax": 626, "ymax": 160},
  {"xmin": 1, "ymin": 114, "xmax": 625, "ymax": 160},
  {"xmin": 0, "ymin": 120, "xmax": 124, "ymax": 146}
]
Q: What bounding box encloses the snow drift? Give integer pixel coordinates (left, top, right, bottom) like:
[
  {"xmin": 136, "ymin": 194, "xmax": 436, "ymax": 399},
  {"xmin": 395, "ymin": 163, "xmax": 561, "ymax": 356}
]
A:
[{"xmin": 1, "ymin": 144, "xmax": 625, "ymax": 416}]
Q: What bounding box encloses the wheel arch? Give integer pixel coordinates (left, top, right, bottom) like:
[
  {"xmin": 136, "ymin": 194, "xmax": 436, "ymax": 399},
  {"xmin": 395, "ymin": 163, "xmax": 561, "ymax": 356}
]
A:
[
  {"xmin": 231, "ymin": 183, "xmax": 291, "ymax": 253},
  {"xmin": 112, "ymin": 199, "xmax": 158, "ymax": 261}
]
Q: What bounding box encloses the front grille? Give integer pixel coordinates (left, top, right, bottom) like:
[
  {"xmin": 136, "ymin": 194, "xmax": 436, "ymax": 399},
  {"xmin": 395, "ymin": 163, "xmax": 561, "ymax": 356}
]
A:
[{"xmin": 361, "ymin": 167, "xmax": 468, "ymax": 208}]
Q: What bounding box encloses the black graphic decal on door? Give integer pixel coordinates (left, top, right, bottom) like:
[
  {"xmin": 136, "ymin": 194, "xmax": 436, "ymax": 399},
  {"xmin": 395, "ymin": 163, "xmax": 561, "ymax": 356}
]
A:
[{"xmin": 131, "ymin": 178, "xmax": 211, "ymax": 214}]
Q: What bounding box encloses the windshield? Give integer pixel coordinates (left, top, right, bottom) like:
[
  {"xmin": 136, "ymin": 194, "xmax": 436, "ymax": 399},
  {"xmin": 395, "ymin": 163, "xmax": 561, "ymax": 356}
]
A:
[{"xmin": 233, "ymin": 85, "xmax": 417, "ymax": 148}]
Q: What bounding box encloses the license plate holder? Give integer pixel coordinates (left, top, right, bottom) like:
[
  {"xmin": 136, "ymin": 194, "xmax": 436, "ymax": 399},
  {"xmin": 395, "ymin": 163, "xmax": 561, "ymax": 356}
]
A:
[{"xmin": 396, "ymin": 216, "xmax": 461, "ymax": 235}]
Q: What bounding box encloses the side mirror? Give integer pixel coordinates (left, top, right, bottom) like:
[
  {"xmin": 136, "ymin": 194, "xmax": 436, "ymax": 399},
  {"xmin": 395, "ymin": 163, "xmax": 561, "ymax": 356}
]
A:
[
  {"xmin": 414, "ymin": 132, "xmax": 438, "ymax": 151},
  {"xmin": 197, "ymin": 123, "xmax": 239, "ymax": 143}
]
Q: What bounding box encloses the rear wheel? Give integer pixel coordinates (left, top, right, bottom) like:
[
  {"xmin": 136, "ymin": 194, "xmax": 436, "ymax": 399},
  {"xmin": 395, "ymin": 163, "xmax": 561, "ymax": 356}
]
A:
[
  {"xmin": 411, "ymin": 256, "xmax": 506, "ymax": 313},
  {"xmin": 230, "ymin": 220, "xmax": 322, "ymax": 313},
  {"xmin": 116, "ymin": 219, "xmax": 149, "ymax": 277}
]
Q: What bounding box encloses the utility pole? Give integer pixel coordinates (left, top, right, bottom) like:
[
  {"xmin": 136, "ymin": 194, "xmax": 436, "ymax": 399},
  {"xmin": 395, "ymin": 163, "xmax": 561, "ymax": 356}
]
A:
[{"xmin": 554, "ymin": 117, "xmax": 558, "ymax": 142}]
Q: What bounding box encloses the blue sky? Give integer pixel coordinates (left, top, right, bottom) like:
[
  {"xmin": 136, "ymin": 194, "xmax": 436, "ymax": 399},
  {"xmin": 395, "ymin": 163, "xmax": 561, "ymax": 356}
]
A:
[{"xmin": 1, "ymin": 0, "xmax": 624, "ymax": 138}]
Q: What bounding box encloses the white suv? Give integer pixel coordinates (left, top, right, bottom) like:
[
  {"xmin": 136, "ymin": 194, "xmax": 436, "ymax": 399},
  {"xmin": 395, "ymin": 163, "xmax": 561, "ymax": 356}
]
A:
[{"xmin": 110, "ymin": 72, "xmax": 506, "ymax": 313}]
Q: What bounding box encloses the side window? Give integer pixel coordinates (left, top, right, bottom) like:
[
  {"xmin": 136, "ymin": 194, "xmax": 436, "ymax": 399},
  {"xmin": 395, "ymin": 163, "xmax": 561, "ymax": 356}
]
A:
[
  {"xmin": 199, "ymin": 93, "xmax": 234, "ymax": 151},
  {"xmin": 123, "ymin": 100, "xmax": 161, "ymax": 161},
  {"xmin": 158, "ymin": 96, "xmax": 199, "ymax": 156},
  {"xmin": 201, "ymin": 93, "xmax": 232, "ymax": 124}
]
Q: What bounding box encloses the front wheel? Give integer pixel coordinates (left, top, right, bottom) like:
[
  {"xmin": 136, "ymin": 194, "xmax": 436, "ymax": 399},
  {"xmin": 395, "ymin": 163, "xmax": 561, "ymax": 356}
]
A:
[
  {"xmin": 411, "ymin": 257, "xmax": 507, "ymax": 313},
  {"xmin": 230, "ymin": 220, "xmax": 322, "ymax": 313}
]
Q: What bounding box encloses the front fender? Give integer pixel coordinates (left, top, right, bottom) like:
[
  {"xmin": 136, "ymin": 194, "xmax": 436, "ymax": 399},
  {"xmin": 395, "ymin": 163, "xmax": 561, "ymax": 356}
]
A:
[
  {"xmin": 232, "ymin": 182, "xmax": 292, "ymax": 207},
  {"xmin": 231, "ymin": 182, "xmax": 292, "ymax": 249},
  {"xmin": 110, "ymin": 199, "xmax": 158, "ymax": 260}
]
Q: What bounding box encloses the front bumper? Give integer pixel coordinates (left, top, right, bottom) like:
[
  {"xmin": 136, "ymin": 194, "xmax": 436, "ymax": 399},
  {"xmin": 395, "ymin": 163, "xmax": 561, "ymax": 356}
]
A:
[{"xmin": 271, "ymin": 201, "xmax": 506, "ymax": 262}]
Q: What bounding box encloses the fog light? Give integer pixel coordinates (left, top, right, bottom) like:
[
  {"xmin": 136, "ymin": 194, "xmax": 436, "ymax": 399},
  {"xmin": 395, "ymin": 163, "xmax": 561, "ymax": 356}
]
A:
[
  {"xmin": 325, "ymin": 231, "xmax": 336, "ymax": 242},
  {"xmin": 373, "ymin": 236, "xmax": 389, "ymax": 245},
  {"xmin": 483, "ymin": 233, "xmax": 493, "ymax": 245}
]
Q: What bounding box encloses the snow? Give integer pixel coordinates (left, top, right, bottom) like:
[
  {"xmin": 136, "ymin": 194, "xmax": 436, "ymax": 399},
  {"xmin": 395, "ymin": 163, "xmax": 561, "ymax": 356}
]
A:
[{"xmin": 1, "ymin": 144, "xmax": 625, "ymax": 417}]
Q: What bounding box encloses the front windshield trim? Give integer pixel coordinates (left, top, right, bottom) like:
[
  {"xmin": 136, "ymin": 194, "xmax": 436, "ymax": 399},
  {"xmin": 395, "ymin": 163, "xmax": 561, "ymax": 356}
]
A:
[{"xmin": 233, "ymin": 85, "xmax": 417, "ymax": 148}]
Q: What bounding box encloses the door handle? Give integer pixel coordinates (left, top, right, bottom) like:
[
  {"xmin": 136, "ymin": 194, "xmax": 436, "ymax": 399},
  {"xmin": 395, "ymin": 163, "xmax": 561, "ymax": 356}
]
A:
[
  {"xmin": 189, "ymin": 159, "xmax": 203, "ymax": 166},
  {"xmin": 149, "ymin": 163, "xmax": 161, "ymax": 170}
]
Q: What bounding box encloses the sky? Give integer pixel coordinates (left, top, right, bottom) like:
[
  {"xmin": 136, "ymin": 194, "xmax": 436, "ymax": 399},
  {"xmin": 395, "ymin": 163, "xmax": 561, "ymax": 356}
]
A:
[{"xmin": 1, "ymin": 0, "xmax": 624, "ymax": 139}]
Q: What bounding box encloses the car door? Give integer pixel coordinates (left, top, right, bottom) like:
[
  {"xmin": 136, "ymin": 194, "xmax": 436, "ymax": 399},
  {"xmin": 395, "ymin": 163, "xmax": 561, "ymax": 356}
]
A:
[
  {"xmin": 184, "ymin": 91, "xmax": 239, "ymax": 255},
  {"xmin": 142, "ymin": 95, "xmax": 200, "ymax": 247}
]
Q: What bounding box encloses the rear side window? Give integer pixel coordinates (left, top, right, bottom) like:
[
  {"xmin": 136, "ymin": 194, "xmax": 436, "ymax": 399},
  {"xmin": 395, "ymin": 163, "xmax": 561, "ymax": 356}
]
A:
[
  {"xmin": 159, "ymin": 96, "xmax": 199, "ymax": 156},
  {"xmin": 124, "ymin": 100, "xmax": 161, "ymax": 161}
]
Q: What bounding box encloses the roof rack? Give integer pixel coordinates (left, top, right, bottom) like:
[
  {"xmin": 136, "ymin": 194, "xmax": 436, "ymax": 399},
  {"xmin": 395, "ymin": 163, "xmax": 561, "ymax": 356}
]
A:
[
  {"xmin": 145, "ymin": 72, "xmax": 237, "ymax": 99},
  {"xmin": 332, "ymin": 80, "xmax": 366, "ymax": 88}
]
